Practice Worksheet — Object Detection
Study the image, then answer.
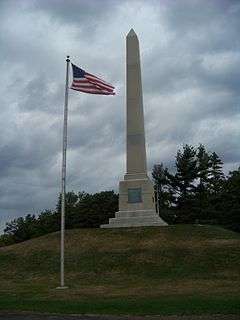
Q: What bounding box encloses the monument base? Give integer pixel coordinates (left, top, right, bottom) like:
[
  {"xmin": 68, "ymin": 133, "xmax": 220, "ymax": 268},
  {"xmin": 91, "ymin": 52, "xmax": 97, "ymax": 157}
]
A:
[
  {"xmin": 100, "ymin": 209, "xmax": 167, "ymax": 228},
  {"xmin": 100, "ymin": 174, "xmax": 167, "ymax": 228}
]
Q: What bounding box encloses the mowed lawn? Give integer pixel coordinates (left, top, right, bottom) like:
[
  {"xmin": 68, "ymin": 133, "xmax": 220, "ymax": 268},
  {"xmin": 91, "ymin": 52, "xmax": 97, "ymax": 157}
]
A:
[{"xmin": 0, "ymin": 225, "xmax": 240, "ymax": 315}]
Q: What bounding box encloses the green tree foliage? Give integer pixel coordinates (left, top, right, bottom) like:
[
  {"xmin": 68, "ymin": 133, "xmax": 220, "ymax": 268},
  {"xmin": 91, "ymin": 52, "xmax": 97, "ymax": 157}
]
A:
[
  {"xmin": 208, "ymin": 152, "xmax": 225, "ymax": 194},
  {"xmin": 197, "ymin": 144, "xmax": 211, "ymax": 187},
  {"xmin": 206, "ymin": 152, "xmax": 225, "ymax": 223},
  {"xmin": 167, "ymin": 145, "xmax": 198, "ymax": 223},
  {"xmin": 0, "ymin": 234, "xmax": 15, "ymax": 247},
  {"xmin": 174, "ymin": 144, "xmax": 198, "ymax": 200},
  {"xmin": 220, "ymin": 168, "xmax": 240, "ymax": 232},
  {"xmin": 152, "ymin": 144, "xmax": 239, "ymax": 232},
  {"xmin": 195, "ymin": 144, "xmax": 212, "ymax": 221},
  {"xmin": 4, "ymin": 214, "xmax": 39, "ymax": 242},
  {"xmin": 152, "ymin": 163, "xmax": 175, "ymax": 223},
  {"xmin": 58, "ymin": 190, "xmax": 118, "ymax": 228},
  {"xmin": 0, "ymin": 190, "xmax": 118, "ymax": 246}
]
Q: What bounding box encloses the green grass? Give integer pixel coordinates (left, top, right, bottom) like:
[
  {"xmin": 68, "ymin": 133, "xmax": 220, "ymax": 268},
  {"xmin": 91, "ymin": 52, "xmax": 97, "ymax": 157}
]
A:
[
  {"xmin": 0, "ymin": 225, "xmax": 240, "ymax": 315},
  {"xmin": 0, "ymin": 295, "xmax": 240, "ymax": 315}
]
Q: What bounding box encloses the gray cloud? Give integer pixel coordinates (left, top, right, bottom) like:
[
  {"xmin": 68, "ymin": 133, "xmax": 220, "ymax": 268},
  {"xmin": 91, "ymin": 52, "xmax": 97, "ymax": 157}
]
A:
[{"xmin": 0, "ymin": 0, "xmax": 240, "ymax": 232}]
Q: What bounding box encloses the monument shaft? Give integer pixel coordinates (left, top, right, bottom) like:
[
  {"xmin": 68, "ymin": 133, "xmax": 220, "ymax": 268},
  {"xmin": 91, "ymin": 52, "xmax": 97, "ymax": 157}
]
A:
[
  {"xmin": 126, "ymin": 30, "xmax": 147, "ymax": 175},
  {"xmin": 101, "ymin": 29, "xmax": 167, "ymax": 228}
]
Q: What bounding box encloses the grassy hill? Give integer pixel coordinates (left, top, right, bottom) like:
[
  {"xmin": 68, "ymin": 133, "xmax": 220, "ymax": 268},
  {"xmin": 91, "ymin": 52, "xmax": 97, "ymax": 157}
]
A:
[{"xmin": 0, "ymin": 225, "xmax": 240, "ymax": 315}]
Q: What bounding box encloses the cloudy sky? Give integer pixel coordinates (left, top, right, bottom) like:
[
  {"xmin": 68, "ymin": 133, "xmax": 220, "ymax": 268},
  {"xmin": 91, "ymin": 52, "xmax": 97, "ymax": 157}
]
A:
[{"xmin": 0, "ymin": 0, "xmax": 240, "ymax": 232}]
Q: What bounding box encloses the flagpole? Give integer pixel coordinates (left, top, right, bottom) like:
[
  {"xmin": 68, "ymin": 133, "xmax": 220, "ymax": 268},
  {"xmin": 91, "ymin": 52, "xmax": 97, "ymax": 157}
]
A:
[{"xmin": 57, "ymin": 55, "xmax": 70, "ymax": 289}]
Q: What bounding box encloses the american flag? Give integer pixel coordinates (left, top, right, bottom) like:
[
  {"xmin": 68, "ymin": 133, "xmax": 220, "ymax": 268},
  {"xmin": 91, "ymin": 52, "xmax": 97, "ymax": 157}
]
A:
[{"xmin": 70, "ymin": 64, "xmax": 115, "ymax": 95}]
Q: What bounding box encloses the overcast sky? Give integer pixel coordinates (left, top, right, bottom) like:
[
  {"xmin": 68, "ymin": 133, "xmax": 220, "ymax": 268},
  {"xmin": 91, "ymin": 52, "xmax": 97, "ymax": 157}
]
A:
[{"xmin": 0, "ymin": 0, "xmax": 240, "ymax": 233}]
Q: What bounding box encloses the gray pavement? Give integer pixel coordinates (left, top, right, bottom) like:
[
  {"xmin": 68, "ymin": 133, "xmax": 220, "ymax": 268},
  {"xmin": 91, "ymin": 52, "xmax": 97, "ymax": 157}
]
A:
[{"xmin": 0, "ymin": 313, "xmax": 239, "ymax": 320}]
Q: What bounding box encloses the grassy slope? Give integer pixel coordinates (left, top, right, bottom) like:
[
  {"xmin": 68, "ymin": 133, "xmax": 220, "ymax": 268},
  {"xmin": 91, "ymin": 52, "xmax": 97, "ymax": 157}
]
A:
[{"xmin": 0, "ymin": 225, "xmax": 240, "ymax": 315}]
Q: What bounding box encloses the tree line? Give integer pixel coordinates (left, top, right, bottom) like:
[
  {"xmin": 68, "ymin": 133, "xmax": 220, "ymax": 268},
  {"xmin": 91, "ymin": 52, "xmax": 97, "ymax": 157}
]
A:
[
  {"xmin": 0, "ymin": 191, "xmax": 118, "ymax": 246},
  {"xmin": 152, "ymin": 144, "xmax": 240, "ymax": 232},
  {"xmin": 0, "ymin": 143, "xmax": 239, "ymax": 247}
]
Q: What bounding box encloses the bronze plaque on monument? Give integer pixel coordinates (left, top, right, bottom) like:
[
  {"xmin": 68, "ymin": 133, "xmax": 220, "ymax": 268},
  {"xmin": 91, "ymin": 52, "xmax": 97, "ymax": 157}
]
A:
[{"xmin": 128, "ymin": 188, "xmax": 142, "ymax": 203}]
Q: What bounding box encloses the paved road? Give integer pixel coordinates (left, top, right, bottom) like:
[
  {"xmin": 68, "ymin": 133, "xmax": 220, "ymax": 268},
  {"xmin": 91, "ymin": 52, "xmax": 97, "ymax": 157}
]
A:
[{"xmin": 0, "ymin": 314, "xmax": 239, "ymax": 320}]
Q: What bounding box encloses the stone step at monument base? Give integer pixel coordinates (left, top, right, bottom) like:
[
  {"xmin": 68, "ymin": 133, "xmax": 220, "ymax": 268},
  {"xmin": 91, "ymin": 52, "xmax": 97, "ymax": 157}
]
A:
[
  {"xmin": 100, "ymin": 210, "xmax": 167, "ymax": 228},
  {"xmin": 115, "ymin": 210, "xmax": 159, "ymax": 219}
]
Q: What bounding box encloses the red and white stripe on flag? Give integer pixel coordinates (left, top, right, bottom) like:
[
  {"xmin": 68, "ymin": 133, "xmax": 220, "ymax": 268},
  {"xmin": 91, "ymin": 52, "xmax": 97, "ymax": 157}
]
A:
[{"xmin": 70, "ymin": 63, "xmax": 115, "ymax": 95}]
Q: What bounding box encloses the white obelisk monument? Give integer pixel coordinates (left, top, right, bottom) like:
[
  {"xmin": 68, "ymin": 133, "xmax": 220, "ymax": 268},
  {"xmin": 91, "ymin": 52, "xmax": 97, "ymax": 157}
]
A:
[{"xmin": 101, "ymin": 29, "xmax": 167, "ymax": 228}]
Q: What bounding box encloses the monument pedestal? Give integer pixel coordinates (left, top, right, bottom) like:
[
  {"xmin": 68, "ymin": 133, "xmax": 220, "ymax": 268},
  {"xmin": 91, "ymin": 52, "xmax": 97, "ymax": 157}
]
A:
[{"xmin": 101, "ymin": 174, "xmax": 167, "ymax": 228}]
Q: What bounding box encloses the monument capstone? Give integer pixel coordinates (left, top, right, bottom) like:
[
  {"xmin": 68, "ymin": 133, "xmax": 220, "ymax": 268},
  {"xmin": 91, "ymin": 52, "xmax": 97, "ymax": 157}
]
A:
[{"xmin": 101, "ymin": 29, "xmax": 167, "ymax": 228}]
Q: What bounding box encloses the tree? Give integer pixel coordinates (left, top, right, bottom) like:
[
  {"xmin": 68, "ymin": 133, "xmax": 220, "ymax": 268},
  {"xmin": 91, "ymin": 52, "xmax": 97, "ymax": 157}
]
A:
[
  {"xmin": 56, "ymin": 191, "xmax": 79, "ymax": 216},
  {"xmin": 152, "ymin": 163, "xmax": 171, "ymax": 209},
  {"xmin": 72, "ymin": 191, "xmax": 118, "ymax": 228},
  {"xmin": 152, "ymin": 163, "xmax": 175, "ymax": 223},
  {"xmin": 175, "ymin": 145, "xmax": 197, "ymax": 198},
  {"xmin": 197, "ymin": 144, "xmax": 211, "ymax": 186},
  {"xmin": 1, "ymin": 190, "xmax": 119, "ymax": 246},
  {"xmin": 4, "ymin": 214, "xmax": 39, "ymax": 242},
  {"xmin": 0, "ymin": 234, "xmax": 15, "ymax": 247},
  {"xmin": 195, "ymin": 144, "xmax": 211, "ymax": 221},
  {"xmin": 208, "ymin": 152, "xmax": 225, "ymax": 194},
  {"xmin": 37, "ymin": 210, "xmax": 59, "ymax": 235},
  {"xmin": 206, "ymin": 152, "xmax": 225, "ymax": 222},
  {"xmin": 219, "ymin": 168, "xmax": 240, "ymax": 232},
  {"xmin": 168, "ymin": 145, "xmax": 198, "ymax": 222}
]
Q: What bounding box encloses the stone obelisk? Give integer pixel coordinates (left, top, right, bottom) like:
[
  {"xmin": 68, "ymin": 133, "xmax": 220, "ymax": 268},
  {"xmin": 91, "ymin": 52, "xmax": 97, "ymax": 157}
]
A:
[{"xmin": 101, "ymin": 29, "xmax": 167, "ymax": 228}]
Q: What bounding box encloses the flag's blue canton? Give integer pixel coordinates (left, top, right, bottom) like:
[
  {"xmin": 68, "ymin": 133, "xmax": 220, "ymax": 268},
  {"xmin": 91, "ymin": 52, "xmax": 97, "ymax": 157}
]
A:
[{"xmin": 72, "ymin": 64, "xmax": 85, "ymax": 78}]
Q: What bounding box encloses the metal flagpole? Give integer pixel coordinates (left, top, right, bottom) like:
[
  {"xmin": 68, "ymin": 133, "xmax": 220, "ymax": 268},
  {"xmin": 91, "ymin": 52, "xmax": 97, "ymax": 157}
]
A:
[
  {"xmin": 156, "ymin": 186, "xmax": 160, "ymax": 215},
  {"xmin": 57, "ymin": 55, "xmax": 70, "ymax": 289}
]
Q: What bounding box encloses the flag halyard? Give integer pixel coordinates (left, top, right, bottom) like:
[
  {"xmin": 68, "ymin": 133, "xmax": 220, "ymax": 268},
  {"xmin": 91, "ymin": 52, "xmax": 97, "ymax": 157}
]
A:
[{"xmin": 70, "ymin": 64, "xmax": 115, "ymax": 95}]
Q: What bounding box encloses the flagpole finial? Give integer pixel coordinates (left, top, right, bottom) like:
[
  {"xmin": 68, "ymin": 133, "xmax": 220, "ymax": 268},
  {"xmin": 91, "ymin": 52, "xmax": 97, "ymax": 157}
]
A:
[{"xmin": 66, "ymin": 55, "xmax": 70, "ymax": 62}]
